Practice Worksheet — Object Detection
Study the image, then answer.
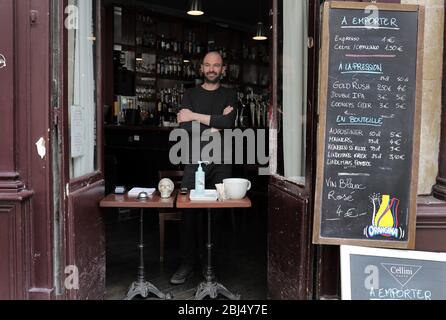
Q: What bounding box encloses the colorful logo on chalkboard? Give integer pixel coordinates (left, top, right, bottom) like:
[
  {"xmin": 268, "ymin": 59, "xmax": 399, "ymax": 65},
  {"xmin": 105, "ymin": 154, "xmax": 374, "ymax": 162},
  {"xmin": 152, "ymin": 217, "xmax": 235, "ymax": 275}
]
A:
[{"xmin": 365, "ymin": 194, "xmax": 404, "ymax": 239}]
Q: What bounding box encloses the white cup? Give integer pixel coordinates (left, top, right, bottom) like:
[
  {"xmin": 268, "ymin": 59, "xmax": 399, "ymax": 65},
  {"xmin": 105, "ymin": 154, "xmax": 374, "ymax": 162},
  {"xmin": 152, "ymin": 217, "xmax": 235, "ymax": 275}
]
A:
[{"xmin": 223, "ymin": 178, "xmax": 251, "ymax": 200}]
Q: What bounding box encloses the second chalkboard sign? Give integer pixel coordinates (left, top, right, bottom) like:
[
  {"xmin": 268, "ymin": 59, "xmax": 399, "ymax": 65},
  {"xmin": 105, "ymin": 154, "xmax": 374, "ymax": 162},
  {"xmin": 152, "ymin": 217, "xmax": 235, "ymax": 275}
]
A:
[
  {"xmin": 313, "ymin": 2, "xmax": 424, "ymax": 249},
  {"xmin": 341, "ymin": 246, "xmax": 446, "ymax": 300}
]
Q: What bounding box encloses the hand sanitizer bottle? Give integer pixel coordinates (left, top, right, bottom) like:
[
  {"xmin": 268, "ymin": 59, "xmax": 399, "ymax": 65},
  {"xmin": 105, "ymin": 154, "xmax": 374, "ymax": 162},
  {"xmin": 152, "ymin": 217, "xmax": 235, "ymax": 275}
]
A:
[{"xmin": 195, "ymin": 161, "xmax": 208, "ymax": 195}]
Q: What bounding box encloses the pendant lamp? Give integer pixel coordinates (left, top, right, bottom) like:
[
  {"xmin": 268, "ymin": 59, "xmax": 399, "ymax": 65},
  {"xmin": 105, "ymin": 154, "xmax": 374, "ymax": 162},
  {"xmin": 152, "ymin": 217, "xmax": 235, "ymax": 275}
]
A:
[
  {"xmin": 253, "ymin": 22, "xmax": 267, "ymax": 41},
  {"xmin": 188, "ymin": 0, "xmax": 204, "ymax": 16}
]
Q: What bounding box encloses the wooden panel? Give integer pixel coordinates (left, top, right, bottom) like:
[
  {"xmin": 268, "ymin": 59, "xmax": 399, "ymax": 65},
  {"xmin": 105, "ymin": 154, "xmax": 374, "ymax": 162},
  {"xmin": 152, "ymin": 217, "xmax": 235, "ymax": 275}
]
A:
[
  {"xmin": 0, "ymin": 203, "xmax": 27, "ymax": 300},
  {"xmin": 0, "ymin": 0, "xmax": 14, "ymax": 172},
  {"xmin": 416, "ymin": 200, "xmax": 446, "ymax": 252},
  {"xmin": 13, "ymin": 0, "xmax": 54, "ymax": 296},
  {"xmin": 315, "ymin": 245, "xmax": 341, "ymax": 299},
  {"xmin": 67, "ymin": 181, "xmax": 105, "ymax": 300},
  {"xmin": 0, "ymin": 205, "xmax": 14, "ymax": 300},
  {"xmin": 268, "ymin": 182, "xmax": 313, "ymax": 300}
]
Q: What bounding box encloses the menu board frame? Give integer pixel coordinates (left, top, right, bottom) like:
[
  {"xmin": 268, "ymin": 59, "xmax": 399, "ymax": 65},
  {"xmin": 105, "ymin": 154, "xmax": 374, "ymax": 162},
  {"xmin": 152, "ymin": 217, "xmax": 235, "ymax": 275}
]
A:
[{"xmin": 313, "ymin": 2, "xmax": 424, "ymax": 249}]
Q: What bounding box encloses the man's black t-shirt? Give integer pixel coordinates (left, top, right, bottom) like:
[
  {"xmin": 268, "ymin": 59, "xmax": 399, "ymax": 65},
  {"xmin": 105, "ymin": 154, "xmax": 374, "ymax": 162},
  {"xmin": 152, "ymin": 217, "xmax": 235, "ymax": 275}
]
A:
[
  {"xmin": 182, "ymin": 85, "xmax": 237, "ymax": 129},
  {"xmin": 179, "ymin": 85, "xmax": 237, "ymax": 164}
]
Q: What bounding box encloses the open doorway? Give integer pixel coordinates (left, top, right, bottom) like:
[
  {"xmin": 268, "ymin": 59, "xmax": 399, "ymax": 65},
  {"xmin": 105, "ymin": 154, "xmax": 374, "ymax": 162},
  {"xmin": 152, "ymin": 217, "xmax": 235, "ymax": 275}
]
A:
[
  {"xmin": 101, "ymin": 0, "xmax": 271, "ymax": 300},
  {"xmin": 58, "ymin": 0, "xmax": 317, "ymax": 301}
]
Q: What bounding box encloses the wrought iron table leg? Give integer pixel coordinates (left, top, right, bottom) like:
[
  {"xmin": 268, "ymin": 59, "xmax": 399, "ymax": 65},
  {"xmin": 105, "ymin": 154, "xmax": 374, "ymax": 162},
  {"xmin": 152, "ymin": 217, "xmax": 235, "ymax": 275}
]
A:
[
  {"xmin": 125, "ymin": 209, "xmax": 172, "ymax": 300},
  {"xmin": 195, "ymin": 209, "xmax": 240, "ymax": 300},
  {"xmin": 125, "ymin": 280, "xmax": 172, "ymax": 300}
]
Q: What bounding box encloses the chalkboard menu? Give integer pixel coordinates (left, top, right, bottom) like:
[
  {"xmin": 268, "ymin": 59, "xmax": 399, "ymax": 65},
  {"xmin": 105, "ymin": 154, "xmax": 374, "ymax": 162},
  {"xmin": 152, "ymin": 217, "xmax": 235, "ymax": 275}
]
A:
[
  {"xmin": 341, "ymin": 246, "xmax": 446, "ymax": 300},
  {"xmin": 313, "ymin": 2, "xmax": 424, "ymax": 249}
]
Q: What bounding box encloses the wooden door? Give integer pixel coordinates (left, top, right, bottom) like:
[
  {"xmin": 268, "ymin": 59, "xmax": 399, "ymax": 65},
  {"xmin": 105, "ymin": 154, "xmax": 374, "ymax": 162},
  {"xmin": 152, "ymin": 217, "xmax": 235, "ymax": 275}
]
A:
[
  {"xmin": 268, "ymin": 0, "xmax": 403, "ymax": 300},
  {"xmin": 267, "ymin": 0, "xmax": 321, "ymax": 300},
  {"xmin": 52, "ymin": 0, "xmax": 106, "ymax": 300}
]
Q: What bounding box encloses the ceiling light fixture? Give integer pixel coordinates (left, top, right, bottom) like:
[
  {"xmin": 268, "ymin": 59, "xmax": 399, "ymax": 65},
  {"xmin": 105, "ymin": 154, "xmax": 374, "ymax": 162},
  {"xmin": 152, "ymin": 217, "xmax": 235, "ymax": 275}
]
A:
[
  {"xmin": 253, "ymin": 22, "xmax": 267, "ymax": 41},
  {"xmin": 187, "ymin": 0, "xmax": 204, "ymax": 16},
  {"xmin": 253, "ymin": 1, "xmax": 268, "ymax": 41}
]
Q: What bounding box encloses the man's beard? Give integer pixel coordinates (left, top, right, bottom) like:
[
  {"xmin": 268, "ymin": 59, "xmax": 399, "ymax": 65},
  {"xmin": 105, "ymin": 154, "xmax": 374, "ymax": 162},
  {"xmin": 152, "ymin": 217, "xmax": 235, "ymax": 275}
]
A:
[{"xmin": 204, "ymin": 72, "xmax": 221, "ymax": 84}]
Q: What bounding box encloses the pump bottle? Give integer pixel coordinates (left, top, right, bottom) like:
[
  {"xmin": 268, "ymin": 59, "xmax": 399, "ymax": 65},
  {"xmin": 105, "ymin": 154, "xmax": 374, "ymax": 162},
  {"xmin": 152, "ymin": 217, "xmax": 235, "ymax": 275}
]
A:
[{"xmin": 195, "ymin": 161, "xmax": 209, "ymax": 195}]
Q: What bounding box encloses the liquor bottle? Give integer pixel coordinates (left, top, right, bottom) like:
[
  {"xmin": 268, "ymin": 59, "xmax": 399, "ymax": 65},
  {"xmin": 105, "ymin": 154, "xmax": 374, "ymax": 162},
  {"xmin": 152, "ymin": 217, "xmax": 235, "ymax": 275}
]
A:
[
  {"xmin": 238, "ymin": 93, "xmax": 246, "ymax": 127},
  {"xmin": 158, "ymin": 92, "xmax": 163, "ymax": 126},
  {"xmin": 189, "ymin": 32, "xmax": 194, "ymax": 54},
  {"xmin": 221, "ymin": 47, "xmax": 227, "ymax": 59},
  {"xmin": 149, "ymin": 33, "xmax": 156, "ymax": 48},
  {"xmin": 158, "ymin": 58, "xmax": 162, "ymax": 75},
  {"xmin": 162, "ymin": 97, "xmax": 169, "ymax": 126},
  {"xmin": 249, "ymin": 94, "xmax": 256, "ymax": 128},
  {"xmin": 256, "ymin": 99, "xmax": 261, "ymax": 128},
  {"xmin": 167, "ymin": 95, "xmax": 174, "ymax": 125},
  {"xmin": 160, "ymin": 34, "xmax": 166, "ymax": 51},
  {"xmin": 113, "ymin": 100, "xmax": 119, "ymax": 125},
  {"xmin": 184, "ymin": 40, "xmax": 189, "ymax": 55}
]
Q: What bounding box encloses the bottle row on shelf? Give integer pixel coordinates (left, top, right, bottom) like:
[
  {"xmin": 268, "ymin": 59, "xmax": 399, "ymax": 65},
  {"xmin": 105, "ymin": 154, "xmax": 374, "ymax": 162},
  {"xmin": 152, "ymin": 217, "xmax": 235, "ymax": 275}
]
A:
[
  {"xmin": 136, "ymin": 31, "xmax": 207, "ymax": 57},
  {"xmin": 136, "ymin": 55, "xmax": 243, "ymax": 82},
  {"xmin": 237, "ymin": 91, "xmax": 270, "ymax": 128},
  {"xmin": 111, "ymin": 87, "xmax": 270, "ymax": 129},
  {"xmin": 134, "ymin": 29, "xmax": 269, "ymax": 63},
  {"xmin": 135, "ymin": 57, "xmax": 243, "ymax": 83},
  {"xmin": 157, "ymin": 57, "xmax": 201, "ymax": 80}
]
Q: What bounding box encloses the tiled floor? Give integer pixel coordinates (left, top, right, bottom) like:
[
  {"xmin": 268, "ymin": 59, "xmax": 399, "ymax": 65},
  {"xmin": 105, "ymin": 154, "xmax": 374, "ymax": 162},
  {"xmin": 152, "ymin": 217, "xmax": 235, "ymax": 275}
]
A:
[{"xmin": 105, "ymin": 197, "xmax": 268, "ymax": 301}]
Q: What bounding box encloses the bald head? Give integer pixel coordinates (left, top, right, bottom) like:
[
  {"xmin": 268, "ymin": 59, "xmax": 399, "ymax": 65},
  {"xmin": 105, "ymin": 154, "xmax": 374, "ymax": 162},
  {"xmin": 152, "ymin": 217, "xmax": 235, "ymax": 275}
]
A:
[
  {"xmin": 201, "ymin": 52, "xmax": 226, "ymax": 85},
  {"xmin": 203, "ymin": 51, "xmax": 223, "ymax": 65}
]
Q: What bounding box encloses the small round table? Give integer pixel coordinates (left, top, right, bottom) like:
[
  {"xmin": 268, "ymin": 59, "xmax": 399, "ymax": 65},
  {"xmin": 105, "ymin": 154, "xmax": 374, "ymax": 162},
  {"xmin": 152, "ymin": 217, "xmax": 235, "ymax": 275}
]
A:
[
  {"xmin": 100, "ymin": 192, "xmax": 177, "ymax": 300},
  {"xmin": 176, "ymin": 193, "xmax": 252, "ymax": 300}
]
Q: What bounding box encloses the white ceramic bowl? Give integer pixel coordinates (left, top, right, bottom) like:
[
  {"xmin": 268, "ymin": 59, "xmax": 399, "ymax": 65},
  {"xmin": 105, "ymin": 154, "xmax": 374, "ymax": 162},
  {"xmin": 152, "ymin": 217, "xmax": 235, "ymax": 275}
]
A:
[{"xmin": 223, "ymin": 178, "xmax": 251, "ymax": 200}]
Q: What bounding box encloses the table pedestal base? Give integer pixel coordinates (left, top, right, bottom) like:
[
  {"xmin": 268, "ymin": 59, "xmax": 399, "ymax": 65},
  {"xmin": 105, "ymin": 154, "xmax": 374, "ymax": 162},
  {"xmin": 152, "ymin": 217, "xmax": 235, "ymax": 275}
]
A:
[
  {"xmin": 125, "ymin": 280, "xmax": 172, "ymax": 300},
  {"xmin": 194, "ymin": 209, "xmax": 240, "ymax": 300},
  {"xmin": 124, "ymin": 209, "xmax": 172, "ymax": 300},
  {"xmin": 195, "ymin": 280, "xmax": 241, "ymax": 300}
]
